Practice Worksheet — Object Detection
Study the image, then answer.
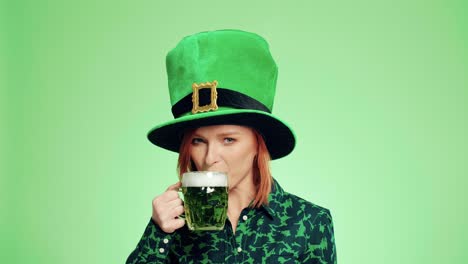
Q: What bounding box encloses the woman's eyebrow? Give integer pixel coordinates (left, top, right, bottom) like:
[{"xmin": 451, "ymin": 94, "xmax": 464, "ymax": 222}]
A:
[
  {"xmin": 217, "ymin": 131, "xmax": 241, "ymax": 137},
  {"xmin": 192, "ymin": 131, "xmax": 241, "ymax": 138}
]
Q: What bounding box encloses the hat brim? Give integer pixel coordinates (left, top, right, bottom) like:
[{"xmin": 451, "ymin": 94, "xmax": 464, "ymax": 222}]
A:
[{"xmin": 147, "ymin": 109, "xmax": 295, "ymax": 160}]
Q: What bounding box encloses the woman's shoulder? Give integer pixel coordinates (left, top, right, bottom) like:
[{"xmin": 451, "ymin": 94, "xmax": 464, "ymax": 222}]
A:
[
  {"xmin": 285, "ymin": 192, "xmax": 331, "ymax": 219},
  {"xmin": 270, "ymin": 179, "xmax": 333, "ymax": 225}
]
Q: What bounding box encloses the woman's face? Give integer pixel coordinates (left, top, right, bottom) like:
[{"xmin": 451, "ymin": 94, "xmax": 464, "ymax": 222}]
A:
[{"xmin": 189, "ymin": 125, "xmax": 258, "ymax": 189}]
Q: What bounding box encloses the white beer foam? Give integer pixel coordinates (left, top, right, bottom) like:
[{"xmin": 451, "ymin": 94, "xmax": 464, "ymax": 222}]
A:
[{"xmin": 182, "ymin": 171, "xmax": 227, "ymax": 187}]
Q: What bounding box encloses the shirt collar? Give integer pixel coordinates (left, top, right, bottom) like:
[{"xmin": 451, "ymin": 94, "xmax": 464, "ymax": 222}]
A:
[{"xmin": 260, "ymin": 178, "xmax": 285, "ymax": 219}]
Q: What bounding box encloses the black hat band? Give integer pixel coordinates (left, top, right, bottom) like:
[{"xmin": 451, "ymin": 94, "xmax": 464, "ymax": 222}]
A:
[{"xmin": 171, "ymin": 88, "xmax": 271, "ymax": 118}]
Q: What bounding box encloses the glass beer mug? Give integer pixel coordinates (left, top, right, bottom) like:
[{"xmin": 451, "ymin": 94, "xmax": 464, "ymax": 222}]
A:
[{"xmin": 181, "ymin": 171, "xmax": 229, "ymax": 231}]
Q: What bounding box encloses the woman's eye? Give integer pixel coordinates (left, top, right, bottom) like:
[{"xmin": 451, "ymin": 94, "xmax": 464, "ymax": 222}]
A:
[
  {"xmin": 191, "ymin": 138, "xmax": 204, "ymax": 144},
  {"xmin": 224, "ymin": 137, "xmax": 235, "ymax": 144}
]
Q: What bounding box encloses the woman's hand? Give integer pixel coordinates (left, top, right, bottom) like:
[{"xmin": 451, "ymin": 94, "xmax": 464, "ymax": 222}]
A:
[{"xmin": 152, "ymin": 182, "xmax": 185, "ymax": 233}]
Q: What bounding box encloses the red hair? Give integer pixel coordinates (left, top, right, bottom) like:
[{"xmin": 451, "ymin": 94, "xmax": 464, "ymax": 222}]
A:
[{"xmin": 177, "ymin": 128, "xmax": 272, "ymax": 208}]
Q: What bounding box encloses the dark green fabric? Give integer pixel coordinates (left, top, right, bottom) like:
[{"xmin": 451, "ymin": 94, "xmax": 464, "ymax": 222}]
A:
[{"xmin": 127, "ymin": 180, "xmax": 337, "ymax": 263}]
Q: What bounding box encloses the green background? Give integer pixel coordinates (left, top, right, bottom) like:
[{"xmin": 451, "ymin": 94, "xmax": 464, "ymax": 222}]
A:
[{"xmin": 2, "ymin": 0, "xmax": 467, "ymax": 263}]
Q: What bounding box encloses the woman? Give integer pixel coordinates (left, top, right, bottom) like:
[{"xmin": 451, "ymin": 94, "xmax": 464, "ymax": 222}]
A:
[{"xmin": 127, "ymin": 29, "xmax": 337, "ymax": 263}]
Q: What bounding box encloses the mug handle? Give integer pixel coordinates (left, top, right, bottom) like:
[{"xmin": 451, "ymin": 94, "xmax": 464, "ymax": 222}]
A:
[{"xmin": 177, "ymin": 187, "xmax": 186, "ymax": 220}]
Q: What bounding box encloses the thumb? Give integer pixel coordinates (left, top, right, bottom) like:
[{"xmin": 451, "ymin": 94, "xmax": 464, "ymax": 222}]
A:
[{"xmin": 166, "ymin": 181, "xmax": 181, "ymax": 191}]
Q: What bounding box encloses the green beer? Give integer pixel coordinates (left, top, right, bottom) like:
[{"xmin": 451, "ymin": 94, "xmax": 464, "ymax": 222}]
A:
[{"xmin": 182, "ymin": 172, "xmax": 228, "ymax": 231}]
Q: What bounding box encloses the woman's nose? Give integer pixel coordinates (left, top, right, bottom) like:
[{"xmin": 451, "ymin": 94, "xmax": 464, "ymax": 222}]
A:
[{"xmin": 204, "ymin": 143, "xmax": 221, "ymax": 166}]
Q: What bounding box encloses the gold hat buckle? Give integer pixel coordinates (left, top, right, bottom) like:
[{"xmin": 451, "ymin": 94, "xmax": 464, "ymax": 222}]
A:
[{"xmin": 191, "ymin": 80, "xmax": 218, "ymax": 114}]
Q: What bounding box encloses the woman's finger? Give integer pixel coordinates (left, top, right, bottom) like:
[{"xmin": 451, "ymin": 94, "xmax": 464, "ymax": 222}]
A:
[
  {"xmin": 166, "ymin": 182, "xmax": 181, "ymax": 191},
  {"xmin": 170, "ymin": 205, "xmax": 185, "ymax": 218}
]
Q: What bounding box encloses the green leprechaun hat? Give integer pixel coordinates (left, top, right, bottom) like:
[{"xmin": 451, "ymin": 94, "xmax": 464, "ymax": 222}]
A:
[{"xmin": 147, "ymin": 29, "xmax": 295, "ymax": 160}]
